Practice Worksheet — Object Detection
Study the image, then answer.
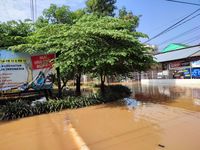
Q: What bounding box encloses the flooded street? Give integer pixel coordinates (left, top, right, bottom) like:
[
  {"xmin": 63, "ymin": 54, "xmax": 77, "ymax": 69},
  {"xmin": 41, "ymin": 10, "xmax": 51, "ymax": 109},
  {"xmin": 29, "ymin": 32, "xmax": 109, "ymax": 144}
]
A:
[{"xmin": 1, "ymin": 83, "xmax": 200, "ymax": 150}]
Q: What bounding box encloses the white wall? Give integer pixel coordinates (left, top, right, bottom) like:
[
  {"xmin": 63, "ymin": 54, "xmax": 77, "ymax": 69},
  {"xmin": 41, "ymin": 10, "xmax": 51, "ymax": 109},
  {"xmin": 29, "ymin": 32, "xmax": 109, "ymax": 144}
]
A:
[{"xmin": 141, "ymin": 79, "xmax": 200, "ymax": 88}]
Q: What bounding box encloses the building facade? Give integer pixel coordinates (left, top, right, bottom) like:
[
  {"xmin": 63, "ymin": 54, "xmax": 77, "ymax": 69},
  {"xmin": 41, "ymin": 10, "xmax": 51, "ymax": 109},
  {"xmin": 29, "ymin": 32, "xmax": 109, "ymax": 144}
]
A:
[{"xmin": 154, "ymin": 45, "xmax": 200, "ymax": 79}]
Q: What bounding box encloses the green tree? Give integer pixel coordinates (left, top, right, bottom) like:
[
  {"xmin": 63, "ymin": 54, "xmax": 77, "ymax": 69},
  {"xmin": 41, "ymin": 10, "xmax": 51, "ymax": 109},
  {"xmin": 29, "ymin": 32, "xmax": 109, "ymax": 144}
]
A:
[
  {"xmin": 34, "ymin": 16, "xmax": 49, "ymax": 29},
  {"xmin": 118, "ymin": 6, "xmax": 140, "ymax": 31},
  {"xmin": 72, "ymin": 9, "xmax": 86, "ymax": 21},
  {"xmin": 35, "ymin": 5, "xmax": 86, "ymax": 28},
  {"xmin": 0, "ymin": 20, "xmax": 32, "ymax": 48},
  {"xmin": 86, "ymin": 0, "xmax": 117, "ymax": 16},
  {"xmin": 34, "ymin": 4, "xmax": 86, "ymax": 96},
  {"xmin": 42, "ymin": 4, "xmax": 73, "ymax": 24},
  {"xmin": 11, "ymin": 14, "xmax": 154, "ymax": 95}
]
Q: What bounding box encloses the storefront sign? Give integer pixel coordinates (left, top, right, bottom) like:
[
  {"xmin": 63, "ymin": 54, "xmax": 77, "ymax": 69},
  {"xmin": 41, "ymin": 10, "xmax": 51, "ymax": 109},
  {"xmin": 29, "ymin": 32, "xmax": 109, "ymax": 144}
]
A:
[
  {"xmin": 183, "ymin": 68, "xmax": 191, "ymax": 78},
  {"xmin": 170, "ymin": 61, "xmax": 181, "ymax": 68},
  {"xmin": 0, "ymin": 50, "xmax": 55, "ymax": 92},
  {"xmin": 169, "ymin": 61, "xmax": 190, "ymax": 68},
  {"xmin": 192, "ymin": 68, "xmax": 200, "ymax": 78},
  {"xmin": 192, "ymin": 60, "xmax": 200, "ymax": 68},
  {"xmin": 181, "ymin": 61, "xmax": 190, "ymax": 67}
]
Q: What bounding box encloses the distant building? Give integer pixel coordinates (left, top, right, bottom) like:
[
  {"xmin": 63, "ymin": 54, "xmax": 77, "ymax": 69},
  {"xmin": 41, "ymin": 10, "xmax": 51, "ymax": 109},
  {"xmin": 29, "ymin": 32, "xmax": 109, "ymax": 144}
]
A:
[{"xmin": 154, "ymin": 44, "xmax": 200, "ymax": 79}]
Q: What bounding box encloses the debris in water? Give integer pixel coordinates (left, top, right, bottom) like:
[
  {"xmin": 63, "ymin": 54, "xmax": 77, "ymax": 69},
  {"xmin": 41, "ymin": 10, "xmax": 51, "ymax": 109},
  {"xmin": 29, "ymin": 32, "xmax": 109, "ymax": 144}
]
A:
[
  {"xmin": 124, "ymin": 98, "xmax": 141, "ymax": 109},
  {"xmin": 158, "ymin": 144, "xmax": 165, "ymax": 148},
  {"xmin": 31, "ymin": 97, "xmax": 47, "ymax": 106}
]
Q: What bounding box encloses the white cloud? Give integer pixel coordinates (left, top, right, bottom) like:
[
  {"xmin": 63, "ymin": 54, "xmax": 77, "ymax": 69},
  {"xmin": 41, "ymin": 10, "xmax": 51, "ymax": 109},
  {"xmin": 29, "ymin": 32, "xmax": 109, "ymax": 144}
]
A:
[{"xmin": 0, "ymin": 0, "xmax": 86, "ymax": 22}]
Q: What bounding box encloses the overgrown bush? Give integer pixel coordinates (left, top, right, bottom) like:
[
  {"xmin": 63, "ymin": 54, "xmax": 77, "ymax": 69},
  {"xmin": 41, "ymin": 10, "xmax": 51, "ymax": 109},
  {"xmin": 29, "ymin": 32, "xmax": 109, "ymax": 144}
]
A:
[
  {"xmin": 1, "ymin": 94, "xmax": 103, "ymax": 120},
  {"xmin": 1, "ymin": 85, "xmax": 131, "ymax": 121},
  {"xmin": 102, "ymin": 85, "xmax": 132, "ymax": 101},
  {"xmin": 1, "ymin": 101, "xmax": 33, "ymax": 120}
]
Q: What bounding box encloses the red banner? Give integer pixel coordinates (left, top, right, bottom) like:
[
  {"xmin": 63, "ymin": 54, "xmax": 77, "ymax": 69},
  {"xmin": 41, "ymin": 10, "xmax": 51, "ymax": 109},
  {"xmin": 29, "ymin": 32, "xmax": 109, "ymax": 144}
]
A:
[{"xmin": 31, "ymin": 54, "xmax": 55, "ymax": 70}]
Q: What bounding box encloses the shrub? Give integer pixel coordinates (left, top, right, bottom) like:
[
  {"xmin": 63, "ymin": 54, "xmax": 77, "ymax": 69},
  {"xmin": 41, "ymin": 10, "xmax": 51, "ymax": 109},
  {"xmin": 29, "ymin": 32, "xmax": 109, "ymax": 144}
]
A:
[
  {"xmin": 102, "ymin": 85, "xmax": 132, "ymax": 101},
  {"xmin": 1, "ymin": 101, "xmax": 33, "ymax": 120},
  {"xmin": 1, "ymin": 85, "xmax": 131, "ymax": 121}
]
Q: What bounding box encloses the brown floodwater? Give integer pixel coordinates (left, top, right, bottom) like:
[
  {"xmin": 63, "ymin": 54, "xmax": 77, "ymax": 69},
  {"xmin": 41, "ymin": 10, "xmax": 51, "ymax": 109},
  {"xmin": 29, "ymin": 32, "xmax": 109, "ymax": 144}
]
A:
[{"xmin": 1, "ymin": 83, "xmax": 200, "ymax": 150}]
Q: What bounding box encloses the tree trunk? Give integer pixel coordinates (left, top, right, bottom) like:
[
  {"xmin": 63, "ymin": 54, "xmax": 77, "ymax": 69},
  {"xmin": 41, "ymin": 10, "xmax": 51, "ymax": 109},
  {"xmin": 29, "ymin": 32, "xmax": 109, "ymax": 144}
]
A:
[
  {"xmin": 56, "ymin": 52, "xmax": 62, "ymax": 98},
  {"xmin": 100, "ymin": 73, "xmax": 106, "ymax": 94},
  {"xmin": 61, "ymin": 77, "xmax": 67, "ymax": 92},
  {"xmin": 75, "ymin": 73, "xmax": 81, "ymax": 96},
  {"xmin": 56, "ymin": 67, "xmax": 62, "ymax": 98}
]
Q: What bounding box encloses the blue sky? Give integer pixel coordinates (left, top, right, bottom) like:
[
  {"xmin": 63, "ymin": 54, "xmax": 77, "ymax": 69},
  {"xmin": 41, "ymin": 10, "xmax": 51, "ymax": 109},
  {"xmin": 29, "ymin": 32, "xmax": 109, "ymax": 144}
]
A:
[{"xmin": 0, "ymin": 0, "xmax": 200, "ymax": 50}]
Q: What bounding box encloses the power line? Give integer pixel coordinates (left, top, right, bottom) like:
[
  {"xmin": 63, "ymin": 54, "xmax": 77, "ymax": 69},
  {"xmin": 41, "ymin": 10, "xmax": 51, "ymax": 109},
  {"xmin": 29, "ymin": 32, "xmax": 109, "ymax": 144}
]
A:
[
  {"xmin": 166, "ymin": 0, "xmax": 200, "ymax": 6},
  {"xmin": 182, "ymin": 35, "xmax": 200, "ymax": 44},
  {"xmin": 144, "ymin": 8, "xmax": 200, "ymax": 43},
  {"xmin": 158, "ymin": 25, "xmax": 200, "ymax": 46},
  {"xmin": 185, "ymin": 38, "xmax": 200, "ymax": 44},
  {"xmin": 168, "ymin": 13, "xmax": 200, "ymax": 31},
  {"xmin": 149, "ymin": 14, "xmax": 188, "ymax": 35}
]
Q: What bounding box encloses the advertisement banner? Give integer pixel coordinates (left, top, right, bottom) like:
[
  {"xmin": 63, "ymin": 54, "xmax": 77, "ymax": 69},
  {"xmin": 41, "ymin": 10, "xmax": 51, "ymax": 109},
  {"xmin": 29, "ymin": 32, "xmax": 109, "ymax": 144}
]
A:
[
  {"xmin": 183, "ymin": 68, "xmax": 191, "ymax": 78},
  {"xmin": 192, "ymin": 68, "xmax": 200, "ymax": 78},
  {"xmin": 0, "ymin": 50, "xmax": 31, "ymax": 91},
  {"xmin": 0, "ymin": 50, "xmax": 55, "ymax": 92},
  {"xmin": 31, "ymin": 54, "xmax": 55, "ymax": 90}
]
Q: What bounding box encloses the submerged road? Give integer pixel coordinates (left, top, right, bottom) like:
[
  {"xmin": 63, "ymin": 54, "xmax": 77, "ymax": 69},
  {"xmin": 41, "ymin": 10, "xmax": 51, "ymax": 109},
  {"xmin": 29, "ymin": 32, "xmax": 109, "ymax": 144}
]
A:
[
  {"xmin": 1, "ymin": 84, "xmax": 200, "ymax": 150},
  {"xmin": 0, "ymin": 102, "xmax": 200, "ymax": 150}
]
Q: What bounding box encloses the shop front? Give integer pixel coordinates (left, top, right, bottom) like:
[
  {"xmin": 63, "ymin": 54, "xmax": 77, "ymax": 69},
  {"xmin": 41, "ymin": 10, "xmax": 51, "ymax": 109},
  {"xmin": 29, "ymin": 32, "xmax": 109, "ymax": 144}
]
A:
[
  {"xmin": 161, "ymin": 59, "xmax": 200, "ymax": 79},
  {"xmin": 168, "ymin": 61, "xmax": 191, "ymax": 79},
  {"xmin": 191, "ymin": 60, "xmax": 200, "ymax": 79}
]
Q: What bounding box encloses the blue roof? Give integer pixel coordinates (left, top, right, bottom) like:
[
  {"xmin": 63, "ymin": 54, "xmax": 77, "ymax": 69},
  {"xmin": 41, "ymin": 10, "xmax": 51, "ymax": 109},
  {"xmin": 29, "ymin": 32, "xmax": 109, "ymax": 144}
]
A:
[{"xmin": 154, "ymin": 45, "xmax": 200, "ymax": 63}]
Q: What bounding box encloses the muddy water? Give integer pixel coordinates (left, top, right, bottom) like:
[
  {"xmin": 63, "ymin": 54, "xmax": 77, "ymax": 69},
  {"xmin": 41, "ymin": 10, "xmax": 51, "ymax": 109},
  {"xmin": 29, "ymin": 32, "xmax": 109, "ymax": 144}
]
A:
[
  {"xmin": 1, "ymin": 83, "xmax": 200, "ymax": 150},
  {"xmin": 127, "ymin": 83, "xmax": 200, "ymax": 112}
]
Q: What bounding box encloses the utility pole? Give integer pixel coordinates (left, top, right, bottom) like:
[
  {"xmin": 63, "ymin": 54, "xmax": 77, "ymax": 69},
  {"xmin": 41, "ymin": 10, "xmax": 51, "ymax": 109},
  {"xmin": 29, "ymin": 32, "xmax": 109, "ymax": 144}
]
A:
[{"xmin": 30, "ymin": 0, "xmax": 37, "ymax": 22}]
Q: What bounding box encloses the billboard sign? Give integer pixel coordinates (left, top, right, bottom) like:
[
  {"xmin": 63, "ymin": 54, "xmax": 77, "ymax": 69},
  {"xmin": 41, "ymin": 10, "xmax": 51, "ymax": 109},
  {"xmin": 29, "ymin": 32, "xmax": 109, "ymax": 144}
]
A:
[
  {"xmin": 0, "ymin": 50, "xmax": 55, "ymax": 92},
  {"xmin": 31, "ymin": 54, "xmax": 55, "ymax": 90}
]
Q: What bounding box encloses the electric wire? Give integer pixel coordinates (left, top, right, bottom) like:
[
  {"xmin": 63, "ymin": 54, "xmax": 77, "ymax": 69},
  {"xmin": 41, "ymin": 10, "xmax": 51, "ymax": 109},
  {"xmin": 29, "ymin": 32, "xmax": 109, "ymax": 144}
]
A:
[
  {"xmin": 144, "ymin": 8, "xmax": 200, "ymax": 43},
  {"xmin": 168, "ymin": 12, "xmax": 200, "ymax": 31},
  {"xmin": 166, "ymin": 0, "xmax": 200, "ymax": 6},
  {"xmin": 182, "ymin": 35, "xmax": 200, "ymax": 44},
  {"xmin": 158, "ymin": 25, "xmax": 200, "ymax": 46}
]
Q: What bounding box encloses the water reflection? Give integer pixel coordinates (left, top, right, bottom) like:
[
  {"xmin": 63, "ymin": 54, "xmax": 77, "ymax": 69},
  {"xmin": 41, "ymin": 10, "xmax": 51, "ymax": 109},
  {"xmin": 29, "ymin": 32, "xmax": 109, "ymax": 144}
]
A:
[{"xmin": 125, "ymin": 82, "xmax": 200, "ymax": 111}]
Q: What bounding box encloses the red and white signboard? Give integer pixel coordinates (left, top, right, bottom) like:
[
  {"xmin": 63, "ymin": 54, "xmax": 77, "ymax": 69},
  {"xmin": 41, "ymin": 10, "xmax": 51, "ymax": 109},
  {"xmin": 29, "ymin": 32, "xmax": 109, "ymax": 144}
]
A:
[
  {"xmin": 31, "ymin": 54, "xmax": 56, "ymax": 90},
  {"xmin": 31, "ymin": 54, "xmax": 55, "ymax": 70}
]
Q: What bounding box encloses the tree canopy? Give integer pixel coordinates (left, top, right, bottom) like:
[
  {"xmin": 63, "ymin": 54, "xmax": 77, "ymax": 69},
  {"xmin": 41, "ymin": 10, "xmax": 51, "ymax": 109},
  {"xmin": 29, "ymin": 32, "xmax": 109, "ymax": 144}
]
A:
[
  {"xmin": 0, "ymin": 20, "xmax": 32, "ymax": 48},
  {"xmin": 35, "ymin": 4, "xmax": 86, "ymax": 28},
  {"xmin": 11, "ymin": 14, "xmax": 154, "ymax": 93},
  {"xmin": 43, "ymin": 4, "xmax": 73, "ymax": 24},
  {"xmin": 86, "ymin": 0, "xmax": 117, "ymax": 16}
]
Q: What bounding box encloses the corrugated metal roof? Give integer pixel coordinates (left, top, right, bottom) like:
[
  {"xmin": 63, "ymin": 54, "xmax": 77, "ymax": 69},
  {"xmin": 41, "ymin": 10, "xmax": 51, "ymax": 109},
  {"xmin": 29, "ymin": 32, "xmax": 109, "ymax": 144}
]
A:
[{"xmin": 154, "ymin": 46, "xmax": 200, "ymax": 63}]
